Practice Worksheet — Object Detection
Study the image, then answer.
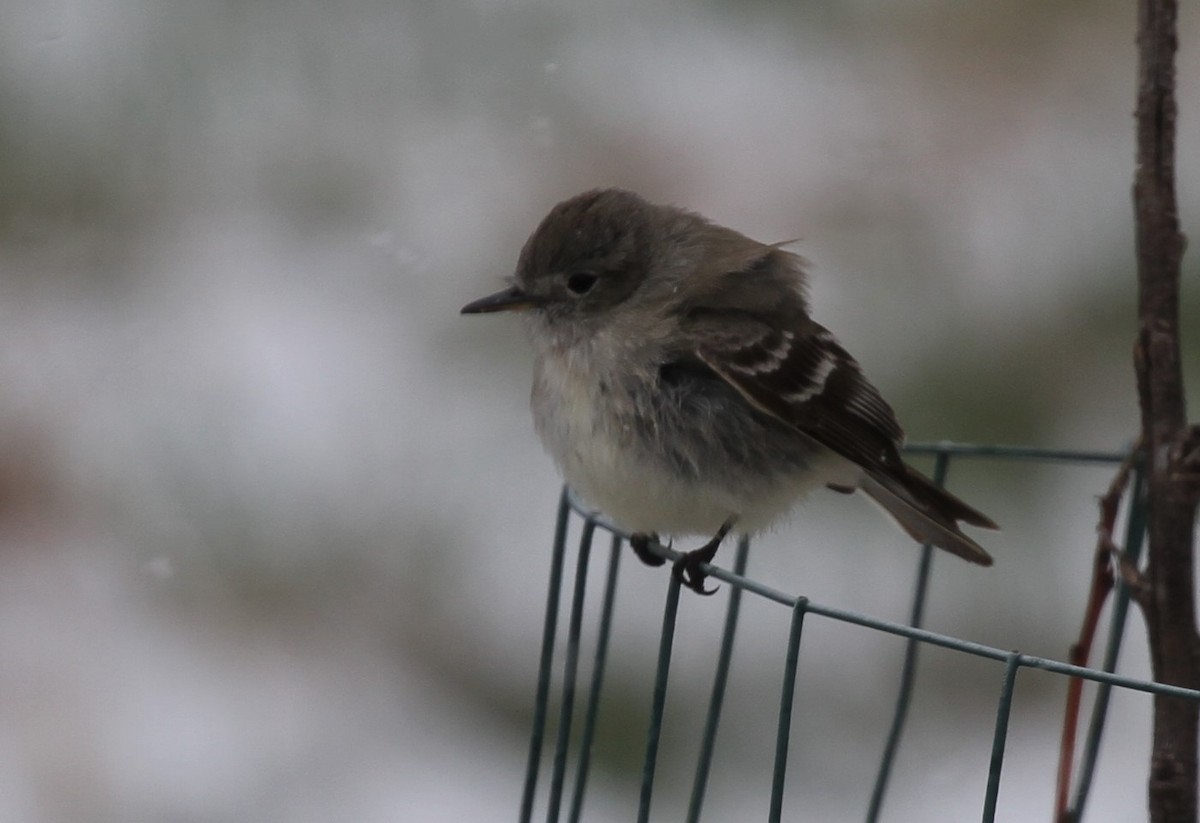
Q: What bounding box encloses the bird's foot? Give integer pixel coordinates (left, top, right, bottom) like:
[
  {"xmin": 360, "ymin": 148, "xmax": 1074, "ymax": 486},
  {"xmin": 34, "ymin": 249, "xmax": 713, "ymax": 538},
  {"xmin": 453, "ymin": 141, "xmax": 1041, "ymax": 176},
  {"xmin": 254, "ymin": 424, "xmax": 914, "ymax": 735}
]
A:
[
  {"xmin": 671, "ymin": 539, "xmax": 722, "ymax": 596},
  {"xmin": 630, "ymin": 532, "xmax": 666, "ymax": 567},
  {"xmin": 670, "ymin": 519, "xmax": 735, "ymax": 596}
]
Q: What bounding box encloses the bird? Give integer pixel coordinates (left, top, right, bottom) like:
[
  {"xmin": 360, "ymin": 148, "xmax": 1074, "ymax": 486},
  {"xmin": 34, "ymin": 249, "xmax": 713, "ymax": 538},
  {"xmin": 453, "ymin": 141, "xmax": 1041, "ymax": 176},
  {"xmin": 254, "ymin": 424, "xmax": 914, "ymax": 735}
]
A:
[{"xmin": 461, "ymin": 188, "xmax": 997, "ymax": 594}]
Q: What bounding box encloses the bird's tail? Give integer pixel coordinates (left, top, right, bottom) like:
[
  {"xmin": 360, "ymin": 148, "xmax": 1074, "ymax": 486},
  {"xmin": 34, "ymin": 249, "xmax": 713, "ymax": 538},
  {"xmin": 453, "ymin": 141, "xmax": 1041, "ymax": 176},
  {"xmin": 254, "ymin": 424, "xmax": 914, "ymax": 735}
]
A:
[{"xmin": 858, "ymin": 463, "xmax": 998, "ymax": 566}]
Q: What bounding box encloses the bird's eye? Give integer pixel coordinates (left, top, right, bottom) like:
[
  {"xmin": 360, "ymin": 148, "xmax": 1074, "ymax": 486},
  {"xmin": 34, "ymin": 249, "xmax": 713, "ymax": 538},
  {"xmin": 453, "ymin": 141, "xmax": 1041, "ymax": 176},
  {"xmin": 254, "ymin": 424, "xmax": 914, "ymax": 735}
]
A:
[{"xmin": 566, "ymin": 272, "xmax": 598, "ymax": 295}]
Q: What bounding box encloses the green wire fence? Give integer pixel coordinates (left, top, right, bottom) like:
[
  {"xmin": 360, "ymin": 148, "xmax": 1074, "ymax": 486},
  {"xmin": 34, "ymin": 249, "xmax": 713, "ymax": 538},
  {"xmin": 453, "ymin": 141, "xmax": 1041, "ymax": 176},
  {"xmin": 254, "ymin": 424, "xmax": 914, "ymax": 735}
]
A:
[{"xmin": 517, "ymin": 442, "xmax": 1200, "ymax": 822}]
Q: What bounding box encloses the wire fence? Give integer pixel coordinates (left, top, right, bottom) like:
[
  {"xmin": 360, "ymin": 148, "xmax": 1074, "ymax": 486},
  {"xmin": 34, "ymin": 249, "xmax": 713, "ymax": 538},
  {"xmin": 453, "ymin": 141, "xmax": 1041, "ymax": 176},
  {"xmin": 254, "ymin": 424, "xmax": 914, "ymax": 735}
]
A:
[{"xmin": 517, "ymin": 442, "xmax": 1200, "ymax": 822}]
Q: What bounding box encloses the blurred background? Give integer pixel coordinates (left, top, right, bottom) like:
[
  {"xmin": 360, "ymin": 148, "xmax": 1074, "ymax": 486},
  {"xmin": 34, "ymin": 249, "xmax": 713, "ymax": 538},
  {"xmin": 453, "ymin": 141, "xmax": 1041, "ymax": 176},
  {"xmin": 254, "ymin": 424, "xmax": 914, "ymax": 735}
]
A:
[{"xmin": 0, "ymin": 0, "xmax": 1197, "ymax": 820}]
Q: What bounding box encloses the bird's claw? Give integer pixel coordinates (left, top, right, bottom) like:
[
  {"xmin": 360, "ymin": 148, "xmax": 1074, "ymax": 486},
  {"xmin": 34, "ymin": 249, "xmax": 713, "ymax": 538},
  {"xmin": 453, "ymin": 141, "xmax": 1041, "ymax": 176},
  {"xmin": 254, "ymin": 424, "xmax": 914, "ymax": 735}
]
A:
[
  {"xmin": 672, "ymin": 550, "xmax": 719, "ymax": 596},
  {"xmin": 630, "ymin": 533, "xmax": 666, "ymax": 567}
]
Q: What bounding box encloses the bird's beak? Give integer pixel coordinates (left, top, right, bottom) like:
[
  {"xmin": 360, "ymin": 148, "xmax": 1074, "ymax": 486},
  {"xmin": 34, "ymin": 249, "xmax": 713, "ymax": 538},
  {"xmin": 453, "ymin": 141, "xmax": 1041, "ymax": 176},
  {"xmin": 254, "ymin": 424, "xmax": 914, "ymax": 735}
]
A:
[{"xmin": 460, "ymin": 285, "xmax": 542, "ymax": 315}]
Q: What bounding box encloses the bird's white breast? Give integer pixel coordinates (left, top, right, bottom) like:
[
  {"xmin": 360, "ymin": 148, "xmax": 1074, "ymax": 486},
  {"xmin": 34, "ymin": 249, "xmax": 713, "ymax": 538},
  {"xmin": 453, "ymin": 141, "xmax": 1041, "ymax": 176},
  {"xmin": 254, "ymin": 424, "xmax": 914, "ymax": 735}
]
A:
[{"xmin": 529, "ymin": 340, "xmax": 850, "ymax": 537}]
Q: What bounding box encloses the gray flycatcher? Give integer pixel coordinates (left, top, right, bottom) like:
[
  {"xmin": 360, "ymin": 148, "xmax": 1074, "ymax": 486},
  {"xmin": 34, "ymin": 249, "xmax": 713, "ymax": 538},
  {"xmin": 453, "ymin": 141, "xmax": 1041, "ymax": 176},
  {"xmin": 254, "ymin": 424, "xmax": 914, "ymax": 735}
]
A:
[{"xmin": 462, "ymin": 188, "xmax": 997, "ymax": 594}]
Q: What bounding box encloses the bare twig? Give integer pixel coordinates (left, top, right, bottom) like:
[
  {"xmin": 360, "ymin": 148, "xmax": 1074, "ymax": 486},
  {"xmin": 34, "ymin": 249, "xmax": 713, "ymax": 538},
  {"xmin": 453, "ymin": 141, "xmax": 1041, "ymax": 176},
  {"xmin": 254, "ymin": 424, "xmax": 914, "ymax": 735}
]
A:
[
  {"xmin": 1131, "ymin": 0, "xmax": 1200, "ymax": 819},
  {"xmin": 1054, "ymin": 454, "xmax": 1134, "ymax": 822}
]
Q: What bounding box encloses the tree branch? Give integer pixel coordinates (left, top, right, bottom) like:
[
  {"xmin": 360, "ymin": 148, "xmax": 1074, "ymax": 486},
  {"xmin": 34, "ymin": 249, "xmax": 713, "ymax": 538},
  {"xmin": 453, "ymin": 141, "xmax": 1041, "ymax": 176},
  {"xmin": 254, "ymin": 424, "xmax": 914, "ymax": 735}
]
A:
[
  {"xmin": 1131, "ymin": 0, "xmax": 1200, "ymax": 820},
  {"xmin": 1054, "ymin": 459, "xmax": 1129, "ymax": 822}
]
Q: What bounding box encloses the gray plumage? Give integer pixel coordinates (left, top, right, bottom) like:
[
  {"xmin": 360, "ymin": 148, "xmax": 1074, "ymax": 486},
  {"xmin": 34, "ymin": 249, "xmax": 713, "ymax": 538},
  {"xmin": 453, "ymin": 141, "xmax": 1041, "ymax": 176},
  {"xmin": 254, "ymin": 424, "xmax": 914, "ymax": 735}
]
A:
[{"xmin": 463, "ymin": 188, "xmax": 997, "ymax": 588}]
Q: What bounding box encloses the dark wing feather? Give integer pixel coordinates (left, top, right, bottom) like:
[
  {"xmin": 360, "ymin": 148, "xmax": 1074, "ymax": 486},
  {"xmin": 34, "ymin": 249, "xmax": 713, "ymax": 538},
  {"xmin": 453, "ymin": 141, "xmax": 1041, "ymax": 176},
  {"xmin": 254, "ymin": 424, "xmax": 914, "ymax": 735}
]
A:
[
  {"xmin": 668, "ymin": 244, "xmax": 996, "ymax": 564},
  {"xmin": 684, "ymin": 309, "xmax": 905, "ymax": 474},
  {"xmin": 680, "ymin": 307, "xmax": 997, "ymax": 564}
]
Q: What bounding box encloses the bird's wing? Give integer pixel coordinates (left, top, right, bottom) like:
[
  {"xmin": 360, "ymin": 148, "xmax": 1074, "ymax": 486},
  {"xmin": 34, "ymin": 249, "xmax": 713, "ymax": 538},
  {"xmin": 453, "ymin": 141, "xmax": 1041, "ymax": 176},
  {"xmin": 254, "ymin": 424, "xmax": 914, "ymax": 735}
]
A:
[
  {"xmin": 678, "ymin": 307, "xmax": 997, "ymax": 565},
  {"xmin": 682, "ymin": 308, "xmax": 905, "ymax": 475}
]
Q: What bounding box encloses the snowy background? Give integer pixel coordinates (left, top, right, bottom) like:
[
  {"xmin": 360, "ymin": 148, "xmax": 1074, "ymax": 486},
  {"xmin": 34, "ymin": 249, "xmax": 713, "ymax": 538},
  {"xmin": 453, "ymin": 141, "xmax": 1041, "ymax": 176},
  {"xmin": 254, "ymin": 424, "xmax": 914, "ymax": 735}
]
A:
[{"xmin": 0, "ymin": 1, "xmax": 1197, "ymax": 820}]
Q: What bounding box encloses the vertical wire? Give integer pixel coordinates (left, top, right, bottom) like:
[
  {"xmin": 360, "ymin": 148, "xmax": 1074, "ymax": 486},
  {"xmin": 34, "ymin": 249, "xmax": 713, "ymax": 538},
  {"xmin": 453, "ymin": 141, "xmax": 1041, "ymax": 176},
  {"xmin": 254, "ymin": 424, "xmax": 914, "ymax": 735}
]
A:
[
  {"xmin": 567, "ymin": 533, "xmax": 624, "ymax": 823},
  {"xmin": 637, "ymin": 575, "xmax": 683, "ymax": 823},
  {"xmin": 867, "ymin": 450, "xmax": 952, "ymax": 822},
  {"xmin": 546, "ymin": 519, "xmax": 597, "ymax": 823},
  {"xmin": 521, "ymin": 489, "xmax": 573, "ymax": 823},
  {"xmin": 769, "ymin": 598, "xmax": 810, "ymax": 823},
  {"xmin": 686, "ymin": 536, "xmax": 751, "ymax": 823},
  {"xmin": 981, "ymin": 654, "xmax": 1023, "ymax": 823},
  {"xmin": 1068, "ymin": 463, "xmax": 1149, "ymax": 818}
]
